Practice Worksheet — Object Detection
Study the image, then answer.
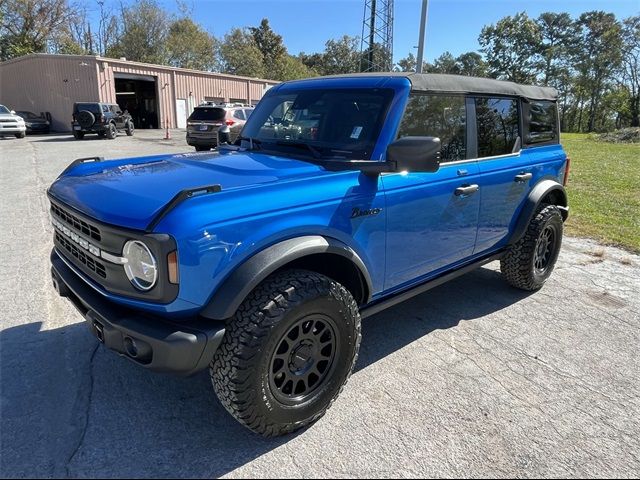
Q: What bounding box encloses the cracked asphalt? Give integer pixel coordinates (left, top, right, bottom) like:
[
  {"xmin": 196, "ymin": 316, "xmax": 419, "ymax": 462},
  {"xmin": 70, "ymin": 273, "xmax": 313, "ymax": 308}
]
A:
[{"xmin": 1, "ymin": 132, "xmax": 639, "ymax": 478}]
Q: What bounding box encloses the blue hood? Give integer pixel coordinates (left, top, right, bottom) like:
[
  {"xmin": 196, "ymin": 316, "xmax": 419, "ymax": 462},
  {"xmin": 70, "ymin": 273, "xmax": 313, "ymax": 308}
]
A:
[{"xmin": 48, "ymin": 151, "xmax": 327, "ymax": 231}]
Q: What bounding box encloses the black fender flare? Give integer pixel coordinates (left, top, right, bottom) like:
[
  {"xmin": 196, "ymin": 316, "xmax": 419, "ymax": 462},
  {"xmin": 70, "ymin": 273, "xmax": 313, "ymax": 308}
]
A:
[
  {"xmin": 200, "ymin": 235, "xmax": 374, "ymax": 320},
  {"xmin": 508, "ymin": 179, "xmax": 568, "ymax": 246}
]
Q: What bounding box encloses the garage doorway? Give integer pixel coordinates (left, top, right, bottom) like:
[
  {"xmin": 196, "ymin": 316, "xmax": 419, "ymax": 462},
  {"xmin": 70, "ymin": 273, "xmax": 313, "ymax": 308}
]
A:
[{"xmin": 114, "ymin": 73, "xmax": 159, "ymax": 129}]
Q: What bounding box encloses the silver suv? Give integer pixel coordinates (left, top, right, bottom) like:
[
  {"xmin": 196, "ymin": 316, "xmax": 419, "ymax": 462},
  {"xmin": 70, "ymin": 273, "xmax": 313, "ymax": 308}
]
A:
[
  {"xmin": 186, "ymin": 105, "xmax": 254, "ymax": 151},
  {"xmin": 0, "ymin": 104, "xmax": 26, "ymax": 138}
]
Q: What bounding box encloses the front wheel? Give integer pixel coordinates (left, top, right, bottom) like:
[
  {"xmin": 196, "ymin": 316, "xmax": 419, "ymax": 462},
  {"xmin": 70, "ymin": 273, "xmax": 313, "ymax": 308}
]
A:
[
  {"xmin": 15, "ymin": 131, "xmax": 26, "ymax": 139},
  {"xmin": 125, "ymin": 121, "xmax": 134, "ymax": 136},
  {"xmin": 211, "ymin": 269, "xmax": 361, "ymax": 437},
  {"xmin": 501, "ymin": 205, "xmax": 563, "ymax": 291}
]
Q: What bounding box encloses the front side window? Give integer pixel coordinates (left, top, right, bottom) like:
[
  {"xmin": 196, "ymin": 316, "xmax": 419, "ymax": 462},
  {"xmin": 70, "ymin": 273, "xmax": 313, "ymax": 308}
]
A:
[
  {"xmin": 526, "ymin": 101, "xmax": 557, "ymax": 144},
  {"xmin": 397, "ymin": 94, "xmax": 466, "ymax": 162},
  {"xmin": 242, "ymin": 88, "xmax": 394, "ymax": 160},
  {"xmin": 475, "ymin": 97, "xmax": 520, "ymax": 158}
]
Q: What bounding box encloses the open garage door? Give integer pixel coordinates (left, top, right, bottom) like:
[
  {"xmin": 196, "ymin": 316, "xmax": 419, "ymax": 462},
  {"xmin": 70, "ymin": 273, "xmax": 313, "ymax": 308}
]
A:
[{"xmin": 114, "ymin": 73, "xmax": 159, "ymax": 129}]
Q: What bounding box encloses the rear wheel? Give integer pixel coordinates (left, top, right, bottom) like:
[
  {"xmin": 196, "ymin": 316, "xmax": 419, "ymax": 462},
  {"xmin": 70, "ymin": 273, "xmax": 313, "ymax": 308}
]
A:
[
  {"xmin": 73, "ymin": 131, "xmax": 85, "ymax": 140},
  {"xmin": 105, "ymin": 123, "xmax": 117, "ymax": 140},
  {"xmin": 211, "ymin": 269, "xmax": 361, "ymax": 437},
  {"xmin": 501, "ymin": 205, "xmax": 563, "ymax": 291}
]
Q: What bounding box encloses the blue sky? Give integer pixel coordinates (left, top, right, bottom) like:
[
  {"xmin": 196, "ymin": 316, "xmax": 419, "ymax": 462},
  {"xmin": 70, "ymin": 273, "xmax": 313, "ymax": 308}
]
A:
[{"xmin": 100, "ymin": 0, "xmax": 639, "ymax": 62}]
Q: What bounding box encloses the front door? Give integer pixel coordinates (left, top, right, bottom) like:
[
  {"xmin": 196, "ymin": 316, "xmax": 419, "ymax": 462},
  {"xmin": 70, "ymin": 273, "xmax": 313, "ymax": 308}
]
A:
[{"xmin": 382, "ymin": 94, "xmax": 480, "ymax": 292}]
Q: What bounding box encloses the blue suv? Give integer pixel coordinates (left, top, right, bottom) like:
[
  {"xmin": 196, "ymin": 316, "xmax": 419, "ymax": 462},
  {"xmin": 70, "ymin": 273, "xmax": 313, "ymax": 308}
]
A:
[{"xmin": 49, "ymin": 73, "xmax": 569, "ymax": 436}]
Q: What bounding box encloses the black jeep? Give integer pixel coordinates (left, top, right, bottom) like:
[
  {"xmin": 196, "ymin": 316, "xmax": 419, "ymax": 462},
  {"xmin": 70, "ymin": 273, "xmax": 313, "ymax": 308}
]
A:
[{"xmin": 72, "ymin": 102, "xmax": 134, "ymax": 140}]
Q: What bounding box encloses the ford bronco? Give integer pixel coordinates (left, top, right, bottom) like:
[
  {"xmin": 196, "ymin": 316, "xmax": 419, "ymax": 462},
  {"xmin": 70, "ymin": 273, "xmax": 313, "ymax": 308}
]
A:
[{"xmin": 49, "ymin": 73, "xmax": 569, "ymax": 436}]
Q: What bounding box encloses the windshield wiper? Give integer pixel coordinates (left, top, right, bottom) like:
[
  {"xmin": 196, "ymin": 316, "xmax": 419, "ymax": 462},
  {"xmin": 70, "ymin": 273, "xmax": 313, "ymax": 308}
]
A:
[{"xmin": 275, "ymin": 140, "xmax": 323, "ymax": 159}]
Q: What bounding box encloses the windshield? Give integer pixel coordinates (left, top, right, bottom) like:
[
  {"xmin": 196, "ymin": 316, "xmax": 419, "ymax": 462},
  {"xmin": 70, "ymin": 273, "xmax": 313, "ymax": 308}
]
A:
[
  {"xmin": 189, "ymin": 107, "xmax": 226, "ymax": 121},
  {"xmin": 16, "ymin": 111, "xmax": 39, "ymax": 119},
  {"xmin": 0, "ymin": 105, "xmax": 10, "ymax": 114},
  {"xmin": 241, "ymin": 88, "xmax": 394, "ymax": 160}
]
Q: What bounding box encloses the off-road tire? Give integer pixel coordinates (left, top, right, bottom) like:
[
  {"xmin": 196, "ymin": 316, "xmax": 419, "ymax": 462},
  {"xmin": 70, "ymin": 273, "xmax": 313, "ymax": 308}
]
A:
[
  {"xmin": 73, "ymin": 131, "xmax": 84, "ymax": 140},
  {"xmin": 501, "ymin": 205, "xmax": 563, "ymax": 291},
  {"xmin": 105, "ymin": 123, "xmax": 117, "ymax": 140},
  {"xmin": 97, "ymin": 131, "xmax": 105, "ymax": 138},
  {"xmin": 211, "ymin": 269, "xmax": 361, "ymax": 437},
  {"xmin": 125, "ymin": 121, "xmax": 134, "ymax": 136}
]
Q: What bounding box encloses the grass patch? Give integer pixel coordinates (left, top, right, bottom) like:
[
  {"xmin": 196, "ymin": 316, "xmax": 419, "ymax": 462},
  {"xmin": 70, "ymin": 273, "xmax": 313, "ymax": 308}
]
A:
[{"xmin": 561, "ymin": 133, "xmax": 640, "ymax": 253}]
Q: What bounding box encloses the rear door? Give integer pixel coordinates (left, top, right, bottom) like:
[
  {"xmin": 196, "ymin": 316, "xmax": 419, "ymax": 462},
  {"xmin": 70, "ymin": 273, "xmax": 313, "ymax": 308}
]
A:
[
  {"xmin": 382, "ymin": 94, "xmax": 481, "ymax": 291},
  {"xmin": 470, "ymin": 97, "xmax": 535, "ymax": 254}
]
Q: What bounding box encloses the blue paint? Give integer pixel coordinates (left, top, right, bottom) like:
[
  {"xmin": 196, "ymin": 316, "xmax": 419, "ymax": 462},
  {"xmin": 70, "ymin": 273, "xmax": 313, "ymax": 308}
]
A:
[{"xmin": 48, "ymin": 75, "xmax": 567, "ymax": 318}]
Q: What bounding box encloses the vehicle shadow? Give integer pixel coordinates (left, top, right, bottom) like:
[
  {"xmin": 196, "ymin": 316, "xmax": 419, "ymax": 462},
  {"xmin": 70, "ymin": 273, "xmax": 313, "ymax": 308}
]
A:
[
  {"xmin": 0, "ymin": 266, "xmax": 532, "ymax": 478},
  {"xmin": 32, "ymin": 136, "xmax": 105, "ymax": 142}
]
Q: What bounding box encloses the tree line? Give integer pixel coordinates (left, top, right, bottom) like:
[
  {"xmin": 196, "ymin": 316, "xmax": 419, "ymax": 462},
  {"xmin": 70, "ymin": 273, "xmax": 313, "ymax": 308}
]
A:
[{"xmin": 1, "ymin": 0, "xmax": 637, "ymax": 132}]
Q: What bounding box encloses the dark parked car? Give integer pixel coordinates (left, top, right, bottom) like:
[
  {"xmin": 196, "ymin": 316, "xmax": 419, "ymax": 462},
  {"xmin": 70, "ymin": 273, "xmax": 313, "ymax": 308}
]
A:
[
  {"xmin": 186, "ymin": 105, "xmax": 253, "ymax": 151},
  {"xmin": 72, "ymin": 102, "xmax": 134, "ymax": 140},
  {"xmin": 15, "ymin": 111, "xmax": 50, "ymax": 134}
]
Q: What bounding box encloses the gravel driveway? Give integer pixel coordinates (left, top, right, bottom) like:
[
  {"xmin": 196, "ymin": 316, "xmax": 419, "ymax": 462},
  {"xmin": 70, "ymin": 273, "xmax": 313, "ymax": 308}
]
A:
[{"xmin": 1, "ymin": 132, "xmax": 639, "ymax": 478}]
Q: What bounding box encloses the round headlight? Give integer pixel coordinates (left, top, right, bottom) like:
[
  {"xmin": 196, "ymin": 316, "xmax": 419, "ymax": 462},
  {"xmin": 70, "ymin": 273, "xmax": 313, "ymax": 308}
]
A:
[{"xmin": 123, "ymin": 240, "xmax": 157, "ymax": 291}]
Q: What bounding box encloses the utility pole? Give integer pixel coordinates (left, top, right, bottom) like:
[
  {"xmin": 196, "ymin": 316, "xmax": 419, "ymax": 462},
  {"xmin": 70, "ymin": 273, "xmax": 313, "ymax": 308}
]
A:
[{"xmin": 415, "ymin": 0, "xmax": 429, "ymax": 73}]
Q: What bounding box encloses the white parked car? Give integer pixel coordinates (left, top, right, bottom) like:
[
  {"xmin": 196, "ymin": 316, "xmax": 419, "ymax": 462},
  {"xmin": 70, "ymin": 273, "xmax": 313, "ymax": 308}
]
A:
[{"xmin": 0, "ymin": 104, "xmax": 27, "ymax": 138}]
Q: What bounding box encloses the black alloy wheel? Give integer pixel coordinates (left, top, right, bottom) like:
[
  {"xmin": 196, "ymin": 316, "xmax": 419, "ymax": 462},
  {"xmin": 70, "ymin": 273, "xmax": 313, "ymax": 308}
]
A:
[{"xmin": 269, "ymin": 314, "xmax": 338, "ymax": 405}]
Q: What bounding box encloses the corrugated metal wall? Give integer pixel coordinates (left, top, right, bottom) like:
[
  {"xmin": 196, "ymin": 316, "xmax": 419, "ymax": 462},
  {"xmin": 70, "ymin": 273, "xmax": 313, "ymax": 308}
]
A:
[
  {"xmin": 0, "ymin": 54, "xmax": 278, "ymax": 132},
  {"xmin": 0, "ymin": 55, "xmax": 100, "ymax": 132},
  {"xmin": 97, "ymin": 58, "xmax": 276, "ymax": 129}
]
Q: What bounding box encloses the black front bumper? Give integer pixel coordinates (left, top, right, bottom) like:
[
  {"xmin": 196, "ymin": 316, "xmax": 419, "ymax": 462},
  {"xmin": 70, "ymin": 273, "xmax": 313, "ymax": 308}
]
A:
[{"xmin": 50, "ymin": 249, "xmax": 225, "ymax": 376}]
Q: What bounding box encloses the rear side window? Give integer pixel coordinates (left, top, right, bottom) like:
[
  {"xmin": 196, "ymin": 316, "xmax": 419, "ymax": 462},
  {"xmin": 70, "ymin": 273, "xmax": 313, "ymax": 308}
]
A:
[
  {"xmin": 475, "ymin": 97, "xmax": 520, "ymax": 158},
  {"xmin": 189, "ymin": 107, "xmax": 226, "ymax": 121},
  {"xmin": 233, "ymin": 110, "xmax": 246, "ymax": 120},
  {"xmin": 397, "ymin": 94, "xmax": 466, "ymax": 162},
  {"xmin": 525, "ymin": 101, "xmax": 558, "ymax": 145},
  {"xmin": 74, "ymin": 103, "xmax": 101, "ymax": 114}
]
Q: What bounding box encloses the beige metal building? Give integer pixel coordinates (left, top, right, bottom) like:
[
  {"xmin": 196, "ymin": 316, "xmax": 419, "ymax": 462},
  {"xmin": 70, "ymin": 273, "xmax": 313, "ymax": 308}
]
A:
[{"xmin": 0, "ymin": 53, "xmax": 278, "ymax": 132}]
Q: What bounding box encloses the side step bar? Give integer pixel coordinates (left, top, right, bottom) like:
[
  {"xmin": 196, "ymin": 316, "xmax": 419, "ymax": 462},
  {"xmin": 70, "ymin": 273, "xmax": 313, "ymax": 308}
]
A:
[{"xmin": 360, "ymin": 252, "xmax": 504, "ymax": 319}]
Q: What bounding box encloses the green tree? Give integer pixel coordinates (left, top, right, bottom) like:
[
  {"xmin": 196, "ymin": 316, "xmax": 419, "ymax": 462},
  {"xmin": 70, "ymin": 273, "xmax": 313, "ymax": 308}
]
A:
[
  {"xmin": 107, "ymin": 0, "xmax": 169, "ymax": 64},
  {"xmin": 431, "ymin": 51, "xmax": 458, "ymax": 73},
  {"xmin": 166, "ymin": 18, "xmax": 217, "ymax": 71},
  {"xmin": 249, "ymin": 18, "xmax": 286, "ymax": 69},
  {"xmin": 536, "ymin": 12, "xmax": 575, "ymax": 85},
  {"xmin": 0, "ymin": 0, "xmax": 78, "ymax": 60},
  {"xmin": 322, "ymin": 35, "xmax": 360, "ymax": 74},
  {"xmin": 396, "ymin": 52, "xmax": 417, "ymax": 72},
  {"xmin": 479, "ymin": 12, "xmax": 542, "ymax": 83},
  {"xmin": 298, "ymin": 51, "xmax": 324, "ymax": 74},
  {"xmin": 573, "ymin": 11, "xmax": 623, "ymax": 131},
  {"xmin": 275, "ymin": 54, "xmax": 316, "ymax": 80},
  {"xmin": 621, "ymin": 15, "xmax": 640, "ymax": 127},
  {"xmin": 455, "ymin": 52, "xmax": 488, "ymax": 77},
  {"xmin": 219, "ymin": 28, "xmax": 265, "ymax": 78}
]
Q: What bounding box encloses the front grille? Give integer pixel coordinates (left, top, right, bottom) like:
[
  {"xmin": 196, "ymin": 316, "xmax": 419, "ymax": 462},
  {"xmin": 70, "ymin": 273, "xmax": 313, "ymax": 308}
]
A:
[
  {"xmin": 51, "ymin": 203, "xmax": 101, "ymax": 241},
  {"xmin": 55, "ymin": 231, "xmax": 107, "ymax": 278}
]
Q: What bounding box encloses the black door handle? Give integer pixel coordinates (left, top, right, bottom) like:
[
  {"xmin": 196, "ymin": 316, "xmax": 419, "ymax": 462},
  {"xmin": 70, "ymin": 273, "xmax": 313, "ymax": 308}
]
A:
[
  {"xmin": 514, "ymin": 172, "xmax": 533, "ymax": 183},
  {"xmin": 454, "ymin": 184, "xmax": 479, "ymax": 196}
]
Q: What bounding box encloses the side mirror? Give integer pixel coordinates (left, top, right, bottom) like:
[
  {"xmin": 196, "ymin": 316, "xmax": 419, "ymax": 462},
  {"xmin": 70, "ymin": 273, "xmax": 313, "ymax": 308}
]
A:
[
  {"xmin": 217, "ymin": 125, "xmax": 231, "ymax": 145},
  {"xmin": 387, "ymin": 136, "xmax": 441, "ymax": 173},
  {"xmin": 10, "ymin": 110, "xmax": 16, "ymax": 115}
]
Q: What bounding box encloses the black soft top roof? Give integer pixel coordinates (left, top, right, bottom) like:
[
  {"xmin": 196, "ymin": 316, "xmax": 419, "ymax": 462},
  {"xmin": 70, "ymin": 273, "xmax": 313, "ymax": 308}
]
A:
[{"xmin": 316, "ymin": 72, "xmax": 557, "ymax": 102}]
